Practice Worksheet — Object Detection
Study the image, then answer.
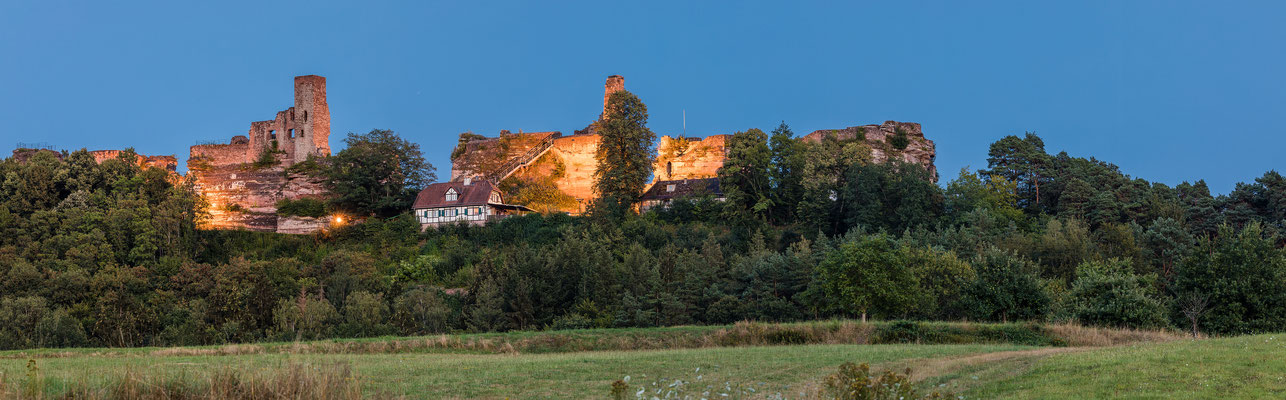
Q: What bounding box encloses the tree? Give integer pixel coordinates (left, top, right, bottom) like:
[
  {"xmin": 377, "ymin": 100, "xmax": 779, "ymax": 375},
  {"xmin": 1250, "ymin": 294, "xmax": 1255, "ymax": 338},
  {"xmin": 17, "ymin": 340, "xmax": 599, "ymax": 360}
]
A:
[
  {"xmin": 840, "ymin": 162, "xmax": 943, "ymax": 234},
  {"xmin": 591, "ymin": 90, "xmax": 655, "ymax": 220},
  {"xmin": 904, "ymin": 246, "xmax": 974, "ymax": 320},
  {"xmin": 272, "ymin": 293, "xmax": 339, "ymax": 341},
  {"xmin": 984, "ymin": 133, "xmax": 1051, "ymax": 213},
  {"xmin": 1171, "ymin": 223, "xmax": 1286, "ymax": 335},
  {"xmin": 958, "ymin": 249, "xmax": 1050, "ymax": 322},
  {"xmin": 392, "ymin": 287, "xmax": 452, "ymax": 334},
  {"xmin": 1143, "ymin": 217, "xmax": 1193, "ymax": 279},
  {"xmin": 816, "ymin": 234, "xmax": 918, "ymax": 321},
  {"xmin": 1069, "ymin": 259, "xmax": 1167, "ymax": 329},
  {"xmin": 768, "ymin": 122, "xmax": 805, "ymax": 224},
  {"xmin": 341, "ymin": 291, "xmax": 390, "ymax": 337},
  {"xmin": 324, "ymin": 129, "xmax": 436, "ymax": 217},
  {"xmin": 719, "ymin": 128, "xmax": 773, "ymax": 221}
]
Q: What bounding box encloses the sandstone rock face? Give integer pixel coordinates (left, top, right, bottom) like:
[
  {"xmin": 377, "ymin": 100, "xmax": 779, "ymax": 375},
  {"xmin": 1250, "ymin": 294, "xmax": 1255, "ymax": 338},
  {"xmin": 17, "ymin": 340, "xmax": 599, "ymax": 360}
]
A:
[
  {"xmin": 187, "ymin": 75, "xmax": 333, "ymax": 234},
  {"xmin": 802, "ymin": 121, "xmax": 938, "ymax": 182},
  {"xmin": 653, "ymin": 135, "xmax": 729, "ymax": 181},
  {"xmin": 89, "ymin": 150, "xmax": 178, "ymax": 172},
  {"xmin": 189, "ymin": 164, "xmax": 328, "ymax": 233},
  {"xmin": 277, "ymin": 216, "xmax": 329, "ymax": 235},
  {"xmin": 549, "ymin": 134, "xmax": 600, "ymax": 211}
]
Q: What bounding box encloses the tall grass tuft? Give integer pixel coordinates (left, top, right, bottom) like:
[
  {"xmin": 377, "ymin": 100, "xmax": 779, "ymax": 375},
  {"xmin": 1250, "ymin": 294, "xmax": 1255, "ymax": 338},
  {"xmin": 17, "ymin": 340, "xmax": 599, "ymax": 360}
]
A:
[{"xmin": 1, "ymin": 362, "xmax": 399, "ymax": 400}]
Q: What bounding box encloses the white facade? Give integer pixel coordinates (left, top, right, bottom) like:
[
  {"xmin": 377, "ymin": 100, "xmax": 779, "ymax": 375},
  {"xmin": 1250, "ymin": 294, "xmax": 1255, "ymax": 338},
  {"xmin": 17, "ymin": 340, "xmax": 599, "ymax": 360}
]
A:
[{"xmin": 415, "ymin": 205, "xmax": 496, "ymax": 226}]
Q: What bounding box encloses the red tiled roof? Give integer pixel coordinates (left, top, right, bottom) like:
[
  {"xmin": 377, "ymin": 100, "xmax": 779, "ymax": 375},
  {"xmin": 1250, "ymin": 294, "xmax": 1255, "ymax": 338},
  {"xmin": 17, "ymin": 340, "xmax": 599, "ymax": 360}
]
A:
[{"xmin": 412, "ymin": 180, "xmax": 499, "ymax": 209}]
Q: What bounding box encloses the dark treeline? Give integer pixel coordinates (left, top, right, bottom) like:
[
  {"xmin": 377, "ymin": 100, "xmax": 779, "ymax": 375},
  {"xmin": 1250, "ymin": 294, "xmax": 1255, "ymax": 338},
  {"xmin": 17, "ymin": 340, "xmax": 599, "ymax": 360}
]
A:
[{"xmin": 3, "ymin": 118, "xmax": 1286, "ymax": 349}]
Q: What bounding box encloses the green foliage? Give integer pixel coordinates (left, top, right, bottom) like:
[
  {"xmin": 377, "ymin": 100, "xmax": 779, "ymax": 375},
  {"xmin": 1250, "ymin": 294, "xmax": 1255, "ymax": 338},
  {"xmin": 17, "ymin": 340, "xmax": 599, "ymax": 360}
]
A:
[
  {"xmin": 768, "ymin": 122, "xmax": 806, "ymax": 224},
  {"xmin": 252, "ymin": 142, "xmax": 281, "ymax": 169},
  {"xmin": 339, "ymin": 291, "xmax": 392, "ymax": 337},
  {"xmin": 984, "ymin": 132, "xmax": 1051, "ymax": 213},
  {"xmin": 275, "ymin": 197, "xmax": 327, "ymax": 218},
  {"xmin": 1069, "ymin": 259, "xmax": 1168, "ymax": 328},
  {"xmin": 817, "ymin": 234, "xmax": 918, "ymax": 320},
  {"xmin": 958, "ymin": 249, "xmax": 1051, "ymax": 322},
  {"xmin": 841, "ymin": 161, "xmax": 943, "ymax": 233},
  {"xmin": 323, "ymin": 129, "xmax": 437, "ymax": 217},
  {"xmin": 392, "ymin": 287, "xmax": 451, "ymax": 334},
  {"xmin": 1172, "ymin": 223, "xmax": 1286, "ymax": 335},
  {"xmin": 889, "ymin": 128, "xmax": 911, "ymax": 151},
  {"xmin": 591, "ymin": 90, "xmax": 655, "ymax": 220},
  {"xmin": 822, "ymin": 362, "xmax": 953, "ymax": 400},
  {"xmin": 272, "ymin": 294, "xmax": 340, "ymax": 341},
  {"xmin": 719, "ymin": 127, "xmax": 773, "ymax": 222}
]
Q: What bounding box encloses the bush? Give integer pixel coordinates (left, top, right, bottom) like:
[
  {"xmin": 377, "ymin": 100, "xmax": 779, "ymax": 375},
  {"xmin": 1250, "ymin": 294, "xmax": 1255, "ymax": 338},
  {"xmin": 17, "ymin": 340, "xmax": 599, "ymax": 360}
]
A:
[
  {"xmin": 272, "ymin": 295, "xmax": 340, "ymax": 341},
  {"xmin": 340, "ymin": 291, "xmax": 392, "ymax": 337},
  {"xmin": 1069, "ymin": 259, "xmax": 1168, "ymax": 329},
  {"xmin": 34, "ymin": 308, "xmax": 88, "ymax": 348},
  {"xmin": 957, "ymin": 249, "xmax": 1050, "ymax": 322},
  {"xmin": 550, "ymin": 313, "xmax": 596, "ymax": 331},
  {"xmin": 276, "ymin": 198, "xmax": 328, "ymax": 218},
  {"xmin": 392, "ymin": 287, "xmax": 451, "ymax": 334},
  {"xmin": 821, "ymin": 362, "xmax": 953, "ymax": 399}
]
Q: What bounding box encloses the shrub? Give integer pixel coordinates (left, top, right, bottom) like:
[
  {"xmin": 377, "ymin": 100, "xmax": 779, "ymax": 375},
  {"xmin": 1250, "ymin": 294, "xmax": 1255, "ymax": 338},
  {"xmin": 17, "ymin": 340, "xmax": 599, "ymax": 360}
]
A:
[
  {"xmin": 34, "ymin": 308, "xmax": 88, "ymax": 348},
  {"xmin": 821, "ymin": 362, "xmax": 953, "ymax": 400},
  {"xmin": 957, "ymin": 249, "xmax": 1050, "ymax": 322},
  {"xmin": 272, "ymin": 295, "xmax": 340, "ymax": 341},
  {"xmin": 889, "ymin": 128, "xmax": 910, "ymax": 150},
  {"xmin": 340, "ymin": 291, "xmax": 392, "ymax": 337},
  {"xmin": 550, "ymin": 313, "xmax": 596, "ymax": 331},
  {"xmin": 392, "ymin": 287, "xmax": 451, "ymax": 334},
  {"xmin": 276, "ymin": 198, "xmax": 328, "ymax": 218},
  {"xmin": 1069, "ymin": 259, "xmax": 1168, "ymax": 329}
]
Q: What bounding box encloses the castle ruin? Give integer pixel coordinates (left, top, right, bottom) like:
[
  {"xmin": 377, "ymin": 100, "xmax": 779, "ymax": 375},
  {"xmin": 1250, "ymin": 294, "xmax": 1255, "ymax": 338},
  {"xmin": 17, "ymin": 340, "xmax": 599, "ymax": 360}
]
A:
[
  {"xmin": 449, "ymin": 75, "xmax": 935, "ymax": 214},
  {"xmin": 187, "ymin": 76, "xmax": 332, "ymax": 233}
]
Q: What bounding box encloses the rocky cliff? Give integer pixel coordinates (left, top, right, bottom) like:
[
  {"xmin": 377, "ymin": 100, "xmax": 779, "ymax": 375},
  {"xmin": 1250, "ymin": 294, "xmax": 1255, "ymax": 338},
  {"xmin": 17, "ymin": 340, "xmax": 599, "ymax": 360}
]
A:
[{"xmin": 801, "ymin": 121, "xmax": 938, "ymax": 182}]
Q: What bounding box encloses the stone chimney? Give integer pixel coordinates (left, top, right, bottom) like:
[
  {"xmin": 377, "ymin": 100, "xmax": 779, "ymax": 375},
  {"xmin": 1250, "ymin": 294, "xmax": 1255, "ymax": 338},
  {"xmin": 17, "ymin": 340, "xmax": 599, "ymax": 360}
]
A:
[{"xmin": 601, "ymin": 75, "xmax": 625, "ymax": 119}]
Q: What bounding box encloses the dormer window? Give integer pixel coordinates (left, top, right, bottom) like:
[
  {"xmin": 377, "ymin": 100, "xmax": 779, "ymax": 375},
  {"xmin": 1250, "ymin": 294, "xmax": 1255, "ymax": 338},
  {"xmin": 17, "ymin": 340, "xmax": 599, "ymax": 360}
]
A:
[
  {"xmin": 666, "ymin": 184, "xmax": 676, "ymax": 192},
  {"xmin": 445, "ymin": 187, "xmax": 458, "ymax": 202}
]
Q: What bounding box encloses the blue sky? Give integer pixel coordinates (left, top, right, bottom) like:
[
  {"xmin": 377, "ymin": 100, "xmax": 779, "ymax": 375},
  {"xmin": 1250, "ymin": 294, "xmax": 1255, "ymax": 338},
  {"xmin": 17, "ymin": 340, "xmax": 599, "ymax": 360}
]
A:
[{"xmin": 1, "ymin": 1, "xmax": 1281, "ymax": 194}]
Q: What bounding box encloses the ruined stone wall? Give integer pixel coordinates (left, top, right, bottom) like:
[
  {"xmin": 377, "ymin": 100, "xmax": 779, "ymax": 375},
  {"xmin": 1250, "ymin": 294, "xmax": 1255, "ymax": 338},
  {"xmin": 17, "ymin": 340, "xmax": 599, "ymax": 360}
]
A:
[
  {"xmin": 188, "ymin": 75, "xmax": 333, "ymax": 233},
  {"xmin": 601, "ymin": 75, "xmax": 624, "ymax": 120},
  {"xmin": 89, "ymin": 150, "xmax": 178, "ymax": 171},
  {"xmin": 801, "ymin": 121, "xmax": 938, "ymax": 181},
  {"xmin": 242, "ymin": 75, "xmax": 331, "ymax": 165},
  {"xmin": 190, "ymin": 142, "xmax": 252, "ymax": 167},
  {"xmin": 449, "ymin": 131, "xmax": 559, "ymax": 182},
  {"xmin": 653, "ymin": 135, "xmax": 729, "ymax": 181},
  {"xmin": 548, "ymin": 134, "xmax": 600, "ymax": 211},
  {"xmin": 189, "ymin": 164, "xmax": 328, "ymax": 232}
]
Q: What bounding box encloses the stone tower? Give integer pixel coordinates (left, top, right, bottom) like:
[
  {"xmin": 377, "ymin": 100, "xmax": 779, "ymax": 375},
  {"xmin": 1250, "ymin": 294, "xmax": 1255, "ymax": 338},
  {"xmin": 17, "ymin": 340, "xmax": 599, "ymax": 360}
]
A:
[
  {"xmin": 243, "ymin": 75, "xmax": 331, "ymax": 165},
  {"xmin": 293, "ymin": 75, "xmax": 331, "ymax": 159},
  {"xmin": 601, "ymin": 75, "xmax": 625, "ymax": 119}
]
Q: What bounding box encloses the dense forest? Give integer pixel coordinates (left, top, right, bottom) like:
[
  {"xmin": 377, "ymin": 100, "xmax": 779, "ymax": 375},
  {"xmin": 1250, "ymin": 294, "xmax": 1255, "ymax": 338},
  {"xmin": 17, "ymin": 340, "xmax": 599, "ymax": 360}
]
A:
[{"xmin": 2, "ymin": 92, "xmax": 1284, "ymax": 350}]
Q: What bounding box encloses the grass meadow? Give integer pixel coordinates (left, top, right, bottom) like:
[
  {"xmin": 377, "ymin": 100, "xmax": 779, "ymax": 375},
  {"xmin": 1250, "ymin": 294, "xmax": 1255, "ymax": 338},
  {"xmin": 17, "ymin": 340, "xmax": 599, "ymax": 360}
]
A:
[{"xmin": 3, "ymin": 320, "xmax": 1279, "ymax": 399}]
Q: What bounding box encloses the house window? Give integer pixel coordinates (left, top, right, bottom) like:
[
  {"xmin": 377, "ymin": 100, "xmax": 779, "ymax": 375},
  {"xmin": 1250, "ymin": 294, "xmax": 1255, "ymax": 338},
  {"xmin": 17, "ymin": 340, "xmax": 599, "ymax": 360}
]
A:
[
  {"xmin": 445, "ymin": 188, "xmax": 458, "ymax": 202},
  {"xmin": 463, "ymin": 208, "xmax": 470, "ymax": 216},
  {"xmin": 472, "ymin": 207, "xmax": 480, "ymax": 215},
  {"xmin": 666, "ymin": 184, "xmax": 676, "ymax": 192}
]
